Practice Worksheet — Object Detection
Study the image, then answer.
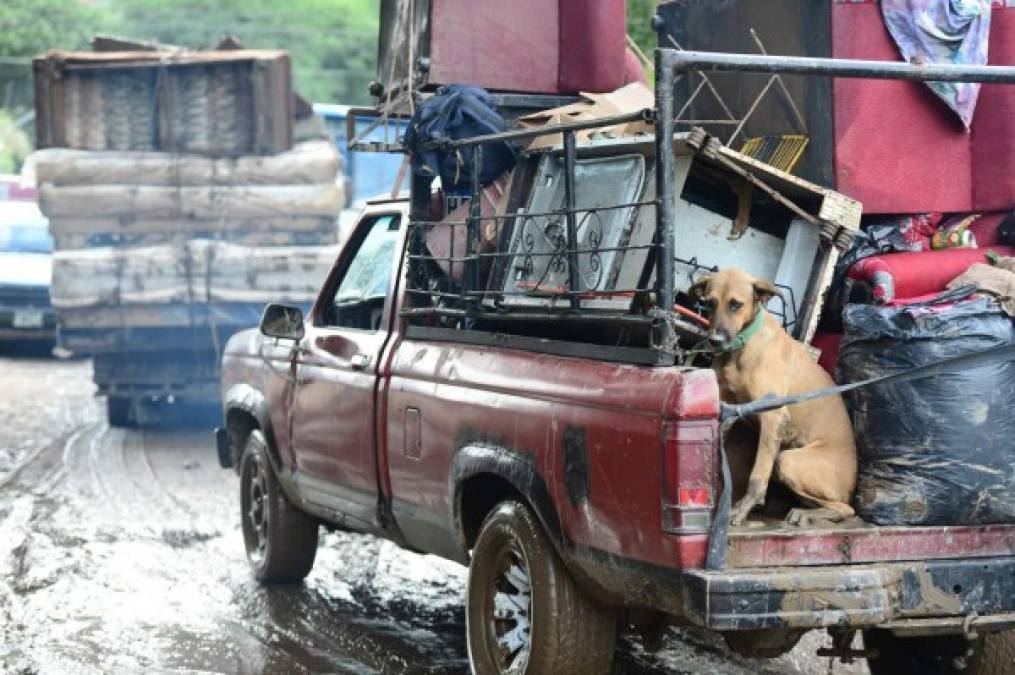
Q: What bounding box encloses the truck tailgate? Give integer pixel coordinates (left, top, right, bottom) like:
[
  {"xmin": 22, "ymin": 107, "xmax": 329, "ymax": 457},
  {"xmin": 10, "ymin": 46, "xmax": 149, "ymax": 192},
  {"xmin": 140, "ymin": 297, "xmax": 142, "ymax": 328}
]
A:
[{"xmin": 727, "ymin": 522, "xmax": 1015, "ymax": 567}]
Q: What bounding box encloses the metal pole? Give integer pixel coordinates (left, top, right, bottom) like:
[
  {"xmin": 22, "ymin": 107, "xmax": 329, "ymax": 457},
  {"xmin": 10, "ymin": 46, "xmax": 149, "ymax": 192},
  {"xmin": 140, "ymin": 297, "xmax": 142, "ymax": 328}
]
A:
[
  {"xmin": 563, "ymin": 130, "xmax": 581, "ymax": 310},
  {"xmin": 655, "ymin": 48, "xmax": 677, "ymax": 347},
  {"xmin": 437, "ymin": 109, "xmax": 654, "ymax": 149},
  {"xmin": 467, "ymin": 145, "xmax": 483, "ymax": 306},
  {"xmin": 661, "ymin": 49, "xmax": 1015, "ymax": 84}
]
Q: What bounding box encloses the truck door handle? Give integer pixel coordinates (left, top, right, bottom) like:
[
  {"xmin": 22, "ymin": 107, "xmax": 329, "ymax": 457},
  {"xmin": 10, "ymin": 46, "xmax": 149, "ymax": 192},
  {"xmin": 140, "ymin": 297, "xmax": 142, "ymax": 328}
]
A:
[{"xmin": 350, "ymin": 353, "xmax": 371, "ymax": 370}]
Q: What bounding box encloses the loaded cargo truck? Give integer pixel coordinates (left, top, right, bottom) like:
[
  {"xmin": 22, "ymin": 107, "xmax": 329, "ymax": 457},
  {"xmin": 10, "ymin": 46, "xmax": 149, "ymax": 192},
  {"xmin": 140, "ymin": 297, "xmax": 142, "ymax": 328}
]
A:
[
  {"xmin": 215, "ymin": 48, "xmax": 1015, "ymax": 675},
  {"xmin": 31, "ymin": 48, "xmax": 344, "ymax": 426}
]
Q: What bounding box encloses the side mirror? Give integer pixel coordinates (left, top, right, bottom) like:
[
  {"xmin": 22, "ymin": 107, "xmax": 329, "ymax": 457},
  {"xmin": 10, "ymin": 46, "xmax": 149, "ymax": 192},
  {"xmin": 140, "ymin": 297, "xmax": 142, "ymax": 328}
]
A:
[{"xmin": 259, "ymin": 303, "xmax": 305, "ymax": 341}]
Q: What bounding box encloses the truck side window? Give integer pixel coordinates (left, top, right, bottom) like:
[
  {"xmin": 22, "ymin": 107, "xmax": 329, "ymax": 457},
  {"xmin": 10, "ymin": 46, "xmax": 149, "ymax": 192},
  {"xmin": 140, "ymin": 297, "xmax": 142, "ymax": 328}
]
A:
[{"xmin": 322, "ymin": 214, "xmax": 402, "ymax": 331}]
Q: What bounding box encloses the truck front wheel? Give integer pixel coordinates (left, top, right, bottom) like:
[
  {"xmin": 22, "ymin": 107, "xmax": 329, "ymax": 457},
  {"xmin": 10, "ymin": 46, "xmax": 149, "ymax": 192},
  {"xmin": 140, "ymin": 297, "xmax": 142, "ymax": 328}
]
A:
[
  {"xmin": 239, "ymin": 429, "xmax": 319, "ymax": 582},
  {"xmin": 864, "ymin": 627, "xmax": 1015, "ymax": 675},
  {"xmin": 466, "ymin": 499, "xmax": 617, "ymax": 675}
]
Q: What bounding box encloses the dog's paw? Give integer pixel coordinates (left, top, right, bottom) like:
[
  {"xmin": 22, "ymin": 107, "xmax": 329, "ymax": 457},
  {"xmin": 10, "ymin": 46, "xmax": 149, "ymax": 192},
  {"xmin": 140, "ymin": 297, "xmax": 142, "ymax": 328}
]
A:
[
  {"xmin": 730, "ymin": 498, "xmax": 757, "ymax": 526},
  {"xmin": 785, "ymin": 508, "xmax": 811, "ymax": 527},
  {"xmin": 785, "ymin": 507, "xmax": 849, "ymax": 527}
]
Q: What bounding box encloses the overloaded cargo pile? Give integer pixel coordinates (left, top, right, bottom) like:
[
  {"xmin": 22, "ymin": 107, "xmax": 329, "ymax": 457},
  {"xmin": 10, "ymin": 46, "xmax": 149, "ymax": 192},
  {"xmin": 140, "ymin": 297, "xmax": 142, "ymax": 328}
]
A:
[
  {"xmin": 31, "ymin": 48, "xmax": 343, "ymax": 424},
  {"xmin": 653, "ymin": 0, "xmax": 1015, "ymax": 529}
]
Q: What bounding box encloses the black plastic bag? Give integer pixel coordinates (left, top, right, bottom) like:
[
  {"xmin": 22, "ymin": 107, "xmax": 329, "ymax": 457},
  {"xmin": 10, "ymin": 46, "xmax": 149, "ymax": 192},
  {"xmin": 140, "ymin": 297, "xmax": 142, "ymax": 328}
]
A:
[{"xmin": 838, "ymin": 297, "xmax": 1015, "ymax": 526}]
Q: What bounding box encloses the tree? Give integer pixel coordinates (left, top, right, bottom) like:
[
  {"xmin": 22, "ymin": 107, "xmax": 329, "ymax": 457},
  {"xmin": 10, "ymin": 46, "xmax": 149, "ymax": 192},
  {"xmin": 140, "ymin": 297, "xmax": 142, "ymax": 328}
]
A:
[
  {"xmin": 0, "ymin": 0, "xmax": 105, "ymax": 131},
  {"xmin": 0, "ymin": 0, "xmax": 106, "ymax": 169},
  {"xmin": 0, "ymin": 110, "xmax": 31, "ymax": 173},
  {"xmin": 627, "ymin": 0, "xmax": 659, "ymax": 77}
]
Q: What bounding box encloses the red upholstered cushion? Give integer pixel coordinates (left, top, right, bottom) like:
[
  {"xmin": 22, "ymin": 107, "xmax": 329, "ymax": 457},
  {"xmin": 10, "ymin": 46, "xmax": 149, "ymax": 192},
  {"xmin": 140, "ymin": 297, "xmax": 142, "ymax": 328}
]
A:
[
  {"xmin": 847, "ymin": 246, "xmax": 1015, "ymax": 303},
  {"xmin": 971, "ymin": 9, "xmax": 1015, "ymax": 211},
  {"xmin": 832, "ymin": 2, "xmax": 972, "ymax": 214},
  {"xmin": 558, "ymin": 0, "xmax": 627, "ymax": 93},
  {"xmin": 811, "ymin": 331, "xmax": 842, "ymax": 381},
  {"xmin": 428, "ymin": 0, "xmax": 626, "ymax": 95}
]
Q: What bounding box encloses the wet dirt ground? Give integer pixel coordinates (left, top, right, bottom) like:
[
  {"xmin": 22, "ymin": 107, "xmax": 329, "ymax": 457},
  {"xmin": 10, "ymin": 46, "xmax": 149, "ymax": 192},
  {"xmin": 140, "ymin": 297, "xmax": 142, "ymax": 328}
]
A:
[{"xmin": 0, "ymin": 353, "xmax": 867, "ymax": 674}]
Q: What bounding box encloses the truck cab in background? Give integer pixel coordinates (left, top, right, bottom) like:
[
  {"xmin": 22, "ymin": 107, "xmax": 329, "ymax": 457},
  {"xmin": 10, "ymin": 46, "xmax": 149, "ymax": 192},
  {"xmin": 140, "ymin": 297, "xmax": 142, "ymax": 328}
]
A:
[{"xmin": 313, "ymin": 104, "xmax": 408, "ymax": 240}]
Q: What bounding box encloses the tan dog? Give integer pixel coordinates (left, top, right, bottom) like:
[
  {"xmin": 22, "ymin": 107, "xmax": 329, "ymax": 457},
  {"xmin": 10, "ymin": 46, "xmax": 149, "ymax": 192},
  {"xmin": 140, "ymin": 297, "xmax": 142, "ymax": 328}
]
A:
[{"xmin": 690, "ymin": 269, "xmax": 857, "ymax": 526}]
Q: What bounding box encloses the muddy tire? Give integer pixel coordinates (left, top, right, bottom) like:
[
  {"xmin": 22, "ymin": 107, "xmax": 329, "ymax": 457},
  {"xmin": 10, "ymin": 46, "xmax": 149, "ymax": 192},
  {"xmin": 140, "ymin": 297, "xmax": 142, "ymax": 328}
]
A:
[
  {"xmin": 239, "ymin": 429, "xmax": 318, "ymax": 582},
  {"xmin": 865, "ymin": 628, "xmax": 1015, "ymax": 675},
  {"xmin": 106, "ymin": 397, "xmax": 132, "ymax": 427},
  {"xmin": 466, "ymin": 499, "xmax": 617, "ymax": 675}
]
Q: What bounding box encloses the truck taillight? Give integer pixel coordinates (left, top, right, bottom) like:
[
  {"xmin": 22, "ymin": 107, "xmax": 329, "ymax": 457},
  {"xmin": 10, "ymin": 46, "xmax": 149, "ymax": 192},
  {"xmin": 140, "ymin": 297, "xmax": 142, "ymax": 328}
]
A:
[{"xmin": 661, "ymin": 420, "xmax": 716, "ymax": 534}]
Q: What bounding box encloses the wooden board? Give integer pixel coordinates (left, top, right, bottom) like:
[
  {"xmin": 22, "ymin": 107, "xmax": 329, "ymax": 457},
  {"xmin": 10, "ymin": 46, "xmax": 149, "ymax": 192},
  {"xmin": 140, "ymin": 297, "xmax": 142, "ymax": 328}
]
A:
[{"xmin": 34, "ymin": 49, "xmax": 293, "ymax": 156}]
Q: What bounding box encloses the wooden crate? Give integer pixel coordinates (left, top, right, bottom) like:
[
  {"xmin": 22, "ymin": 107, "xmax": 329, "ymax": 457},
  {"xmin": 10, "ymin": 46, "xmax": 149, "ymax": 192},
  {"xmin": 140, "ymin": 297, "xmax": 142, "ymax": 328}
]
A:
[{"xmin": 34, "ymin": 49, "xmax": 293, "ymax": 156}]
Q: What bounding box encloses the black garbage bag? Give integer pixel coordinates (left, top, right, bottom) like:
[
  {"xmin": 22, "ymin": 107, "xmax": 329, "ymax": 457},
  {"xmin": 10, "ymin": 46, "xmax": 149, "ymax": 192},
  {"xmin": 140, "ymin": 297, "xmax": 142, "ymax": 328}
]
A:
[
  {"xmin": 838, "ymin": 297, "xmax": 1015, "ymax": 526},
  {"xmin": 403, "ymin": 84, "xmax": 517, "ymax": 196}
]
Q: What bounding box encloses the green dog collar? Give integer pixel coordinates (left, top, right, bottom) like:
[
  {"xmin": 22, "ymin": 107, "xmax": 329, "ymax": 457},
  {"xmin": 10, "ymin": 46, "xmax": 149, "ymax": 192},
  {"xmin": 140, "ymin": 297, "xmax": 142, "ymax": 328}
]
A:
[{"xmin": 720, "ymin": 307, "xmax": 767, "ymax": 353}]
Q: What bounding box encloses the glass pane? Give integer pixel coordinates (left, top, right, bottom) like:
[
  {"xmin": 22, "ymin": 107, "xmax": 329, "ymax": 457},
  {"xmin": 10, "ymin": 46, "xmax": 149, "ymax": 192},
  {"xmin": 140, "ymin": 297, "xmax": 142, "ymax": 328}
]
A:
[
  {"xmin": 326, "ymin": 213, "xmax": 401, "ymax": 330},
  {"xmin": 335, "ymin": 214, "xmax": 400, "ymax": 303}
]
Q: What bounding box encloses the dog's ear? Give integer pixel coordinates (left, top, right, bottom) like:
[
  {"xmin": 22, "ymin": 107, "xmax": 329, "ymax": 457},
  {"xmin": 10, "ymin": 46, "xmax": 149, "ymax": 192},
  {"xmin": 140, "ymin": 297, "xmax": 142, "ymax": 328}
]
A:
[
  {"xmin": 689, "ymin": 273, "xmax": 714, "ymax": 300},
  {"xmin": 752, "ymin": 278, "xmax": 783, "ymax": 305}
]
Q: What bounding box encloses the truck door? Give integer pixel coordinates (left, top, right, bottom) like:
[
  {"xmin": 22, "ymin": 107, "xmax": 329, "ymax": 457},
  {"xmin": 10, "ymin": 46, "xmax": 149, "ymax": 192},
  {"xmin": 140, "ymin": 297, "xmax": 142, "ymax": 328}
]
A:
[{"xmin": 289, "ymin": 212, "xmax": 402, "ymax": 527}]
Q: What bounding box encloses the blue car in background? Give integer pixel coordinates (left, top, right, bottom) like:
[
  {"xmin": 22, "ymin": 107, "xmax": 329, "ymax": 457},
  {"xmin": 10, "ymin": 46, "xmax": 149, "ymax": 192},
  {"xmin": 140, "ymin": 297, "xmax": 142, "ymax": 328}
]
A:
[
  {"xmin": 313, "ymin": 104, "xmax": 407, "ymax": 235},
  {"xmin": 0, "ymin": 194, "xmax": 55, "ymax": 344}
]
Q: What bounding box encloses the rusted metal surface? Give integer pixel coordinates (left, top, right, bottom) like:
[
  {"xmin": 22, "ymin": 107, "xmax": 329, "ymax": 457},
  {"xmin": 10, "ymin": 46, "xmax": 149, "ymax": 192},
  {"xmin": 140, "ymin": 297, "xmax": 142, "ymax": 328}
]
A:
[
  {"xmin": 33, "ymin": 49, "xmax": 293, "ymax": 156},
  {"xmin": 683, "ymin": 556, "xmax": 1015, "ymax": 631},
  {"xmin": 881, "ymin": 613, "xmax": 1015, "ymax": 637}
]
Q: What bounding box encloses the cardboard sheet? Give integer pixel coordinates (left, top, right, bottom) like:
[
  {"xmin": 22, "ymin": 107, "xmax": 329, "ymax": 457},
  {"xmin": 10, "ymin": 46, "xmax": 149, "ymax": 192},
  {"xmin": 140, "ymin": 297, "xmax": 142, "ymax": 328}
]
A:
[{"xmin": 518, "ymin": 83, "xmax": 654, "ymax": 150}]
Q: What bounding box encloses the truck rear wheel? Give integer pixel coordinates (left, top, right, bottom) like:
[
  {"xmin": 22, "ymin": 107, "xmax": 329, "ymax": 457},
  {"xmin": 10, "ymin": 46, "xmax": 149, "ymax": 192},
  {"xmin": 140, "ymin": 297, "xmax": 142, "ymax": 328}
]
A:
[
  {"xmin": 864, "ymin": 628, "xmax": 1015, "ymax": 675},
  {"xmin": 466, "ymin": 499, "xmax": 617, "ymax": 675},
  {"xmin": 240, "ymin": 429, "xmax": 319, "ymax": 582},
  {"xmin": 106, "ymin": 396, "xmax": 132, "ymax": 427}
]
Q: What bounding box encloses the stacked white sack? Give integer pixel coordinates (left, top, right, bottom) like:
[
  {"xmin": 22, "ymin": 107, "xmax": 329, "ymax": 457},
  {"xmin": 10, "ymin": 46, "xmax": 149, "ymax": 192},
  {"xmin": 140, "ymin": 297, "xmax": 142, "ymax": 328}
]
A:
[
  {"xmin": 50, "ymin": 241, "xmax": 341, "ymax": 309},
  {"xmin": 34, "ymin": 139, "xmax": 345, "ymax": 327}
]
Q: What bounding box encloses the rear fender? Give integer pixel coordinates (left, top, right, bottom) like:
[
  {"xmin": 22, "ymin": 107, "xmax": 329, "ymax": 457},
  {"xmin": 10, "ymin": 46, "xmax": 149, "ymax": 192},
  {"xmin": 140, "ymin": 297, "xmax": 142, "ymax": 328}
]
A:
[{"xmin": 450, "ymin": 444, "xmax": 565, "ymax": 559}]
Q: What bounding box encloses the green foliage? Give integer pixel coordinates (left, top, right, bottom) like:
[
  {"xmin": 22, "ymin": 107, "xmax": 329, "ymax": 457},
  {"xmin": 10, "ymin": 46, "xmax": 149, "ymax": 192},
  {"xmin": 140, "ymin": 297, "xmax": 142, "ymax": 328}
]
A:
[
  {"xmin": 110, "ymin": 0, "xmax": 380, "ymax": 105},
  {"xmin": 0, "ymin": 0, "xmax": 102, "ymax": 57},
  {"xmin": 0, "ymin": 110, "xmax": 31, "ymax": 173},
  {"xmin": 0, "ymin": 110, "xmax": 32, "ymax": 174},
  {"xmin": 0, "ymin": 0, "xmax": 662, "ymax": 156},
  {"xmin": 627, "ymin": 0, "xmax": 659, "ymax": 74},
  {"xmin": 0, "ymin": 0, "xmax": 105, "ymax": 125}
]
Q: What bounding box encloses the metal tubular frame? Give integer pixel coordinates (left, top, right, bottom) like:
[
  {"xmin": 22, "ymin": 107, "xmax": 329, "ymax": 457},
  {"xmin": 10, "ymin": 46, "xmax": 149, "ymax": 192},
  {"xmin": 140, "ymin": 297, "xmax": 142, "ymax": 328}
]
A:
[
  {"xmin": 654, "ymin": 48, "xmax": 677, "ymax": 349},
  {"xmin": 404, "ymin": 50, "xmax": 1015, "ymax": 353},
  {"xmin": 467, "ymin": 145, "xmax": 483, "ymax": 306},
  {"xmin": 562, "ymin": 130, "xmax": 581, "ymax": 310},
  {"xmin": 430, "ymin": 109, "xmax": 654, "ymax": 149},
  {"xmin": 660, "ymin": 49, "xmax": 1015, "ymax": 84}
]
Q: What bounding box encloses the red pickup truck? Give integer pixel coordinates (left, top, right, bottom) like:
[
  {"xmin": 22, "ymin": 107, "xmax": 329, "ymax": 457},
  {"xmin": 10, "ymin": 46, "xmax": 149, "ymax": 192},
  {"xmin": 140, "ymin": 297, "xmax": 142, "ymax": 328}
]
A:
[{"xmin": 217, "ymin": 195, "xmax": 1015, "ymax": 674}]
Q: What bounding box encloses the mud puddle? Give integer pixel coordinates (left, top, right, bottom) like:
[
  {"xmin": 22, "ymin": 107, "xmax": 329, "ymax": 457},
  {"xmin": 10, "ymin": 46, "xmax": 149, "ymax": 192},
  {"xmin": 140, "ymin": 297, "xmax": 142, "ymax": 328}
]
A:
[{"xmin": 0, "ymin": 356, "xmax": 864, "ymax": 674}]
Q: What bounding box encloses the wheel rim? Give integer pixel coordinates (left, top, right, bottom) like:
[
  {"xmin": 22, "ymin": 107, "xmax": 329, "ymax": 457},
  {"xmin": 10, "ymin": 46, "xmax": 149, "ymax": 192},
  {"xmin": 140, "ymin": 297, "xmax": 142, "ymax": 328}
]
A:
[
  {"xmin": 244, "ymin": 453, "xmax": 269, "ymax": 566},
  {"xmin": 486, "ymin": 542, "xmax": 532, "ymax": 674}
]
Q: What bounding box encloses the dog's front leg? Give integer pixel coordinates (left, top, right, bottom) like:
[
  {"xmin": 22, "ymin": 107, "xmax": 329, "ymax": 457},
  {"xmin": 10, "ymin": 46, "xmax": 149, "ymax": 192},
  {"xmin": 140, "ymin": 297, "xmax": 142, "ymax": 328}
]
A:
[{"xmin": 730, "ymin": 409, "xmax": 786, "ymax": 525}]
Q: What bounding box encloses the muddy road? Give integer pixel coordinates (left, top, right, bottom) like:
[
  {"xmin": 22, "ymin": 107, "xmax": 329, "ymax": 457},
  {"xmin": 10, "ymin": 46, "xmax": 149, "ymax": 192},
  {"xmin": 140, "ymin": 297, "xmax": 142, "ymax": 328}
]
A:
[{"xmin": 0, "ymin": 354, "xmax": 865, "ymax": 674}]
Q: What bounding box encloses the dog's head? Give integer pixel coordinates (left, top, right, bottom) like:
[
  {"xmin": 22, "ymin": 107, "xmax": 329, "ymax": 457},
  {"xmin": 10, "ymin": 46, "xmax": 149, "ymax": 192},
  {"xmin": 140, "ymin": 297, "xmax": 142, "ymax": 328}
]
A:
[{"xmin": 690, "ymin": 269, "xmax": 782, "ymax": 350}]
